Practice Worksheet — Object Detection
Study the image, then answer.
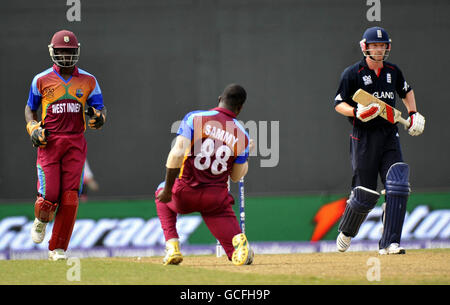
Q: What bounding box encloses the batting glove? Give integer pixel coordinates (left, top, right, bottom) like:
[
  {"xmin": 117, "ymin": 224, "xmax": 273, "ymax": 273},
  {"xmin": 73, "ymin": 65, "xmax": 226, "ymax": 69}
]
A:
[
  {"xmin": 406, "ymin": 111, "xmax": 425, "ymax": 136},
  {"xmin": 26, "ymin": 120, "xmax": 49, "ymax": 148},
  {"xmin": 355, "ymin": 103, "xmax": 381, "ymax": 122},
  {"xmin": 85, "ymin": 107, "xmax": 105, "ymax": 129}
]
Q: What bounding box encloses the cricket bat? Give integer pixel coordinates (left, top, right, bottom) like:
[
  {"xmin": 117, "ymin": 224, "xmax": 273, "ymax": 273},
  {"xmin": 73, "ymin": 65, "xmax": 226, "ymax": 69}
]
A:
[{"xmin": 352, "ymin": 89, "xmax": 410, "ymax": 129}]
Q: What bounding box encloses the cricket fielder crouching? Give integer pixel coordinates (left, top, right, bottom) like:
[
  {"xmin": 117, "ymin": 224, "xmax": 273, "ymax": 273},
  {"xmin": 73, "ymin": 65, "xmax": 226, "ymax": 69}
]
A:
[
  {"xmin": 155, "ymin": 84, "xmax": 254, "ymax": 266},
  {"xmin": 25, "ymin": 30, "xmax": 106, "ymax": 260},
  {"xmin": 333, "ymin": 27, "xmax": 425, "ymax": 255}
]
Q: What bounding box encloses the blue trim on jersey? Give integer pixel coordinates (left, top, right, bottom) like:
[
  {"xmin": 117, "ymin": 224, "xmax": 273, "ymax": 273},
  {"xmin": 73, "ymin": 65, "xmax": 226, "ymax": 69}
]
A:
[
  {"xmin": 78, "ymin": 68, "xmax": 104, "ymax": 110},
  {"xmin": 234, "ymin": 155, "xmax": 248, "ymax": 164},
  {"xmin": 233, "ymin": 118, "xmax": 250, "ymax": 163},
  {"xmin": 87, "ymin": 94, "xmax": 104, "ymax": 110},
  {"xmin": 37, "ymin": 164, "xmax": 46, "ymax": 196},
  {"xmin": 27, "ymin": 88, "xmax": 42, "ymax": 111},
  {"xmin": 177, "ymin": 110, "xmax": 218, "ymax": 140},
  {"xmin": 78, "ymin": 164, "xmax": 85, "ymax": 196},
  {"xmin": 27, "ymin": 68, "xmax": 53, "ymax": 110},
  {"xmin": 233, "ymin": 119, "xmax": 250, "ymax": 139},
  {"xmin": 156, "ymin": 181, "xmax": 165, "ymax": 191},
  {"xmin": 77, "ymin": 68, "xmax": 95, "ymax": 78},
  {"xmin": 53, "ymin": 69, "xmax": 72, "ymax": 83},
  {"xmin": 186, "ymin": 110, "xmax": 218, "ymax": 128},
  {"xmin": 31, "ymin": 68, "xmax": 52, "ymax": 95},
  {"xmin": 78, "ymin": 68, "xmax": 103, "ymax": 98}
]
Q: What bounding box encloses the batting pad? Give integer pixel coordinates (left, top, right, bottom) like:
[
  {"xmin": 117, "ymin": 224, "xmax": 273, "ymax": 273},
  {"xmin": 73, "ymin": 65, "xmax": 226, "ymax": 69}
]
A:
[
  {"xmin": 379, "ymin": 163, "xmax": 410, "ymax": 249},
  {"xmin": 338, "ymin": 186, "xmax": 380, "ymax": 237}
]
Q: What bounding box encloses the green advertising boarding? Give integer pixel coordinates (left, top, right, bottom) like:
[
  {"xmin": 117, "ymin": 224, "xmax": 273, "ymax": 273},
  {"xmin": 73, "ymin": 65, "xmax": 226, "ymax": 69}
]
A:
[{"xmin": 0, "ymin": 192, "xmax": 449, "ymax": 256}]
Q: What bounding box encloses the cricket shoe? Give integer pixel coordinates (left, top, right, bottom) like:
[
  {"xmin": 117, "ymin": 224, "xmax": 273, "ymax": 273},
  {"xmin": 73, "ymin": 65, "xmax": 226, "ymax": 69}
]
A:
[
  {"xmin": 336, "ymin": 232, "xmax": 352, "ymax": 252},
  {"xmin": 49, "ymin": 249, "xmax": 67, "ymax": 261},
  {"xmin": 379, "ymin": 243, "xmax": 406, "ymax": 255},
  {"xmin": 231, "ymin": 233, "xmax": 254, "ymax": 266},
  {"xmin": 163, "ymin": 239, "xmax": 183, "ymax": 266},
  {"xmin": 31, "ymin": 218, "xmax": 47, "ymax": 244}
]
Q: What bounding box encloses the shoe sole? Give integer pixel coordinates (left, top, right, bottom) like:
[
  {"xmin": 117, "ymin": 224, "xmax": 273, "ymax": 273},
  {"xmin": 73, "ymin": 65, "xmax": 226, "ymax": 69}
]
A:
[
  {"xmin": 232, "ymin": 234, "xmax": 249, "ymax": 266},
  {"xmin": 336, "ymin": 235, "xmax": 351, "ymax": 252},
  {"xmin": 389, "ymin": 249, "xmax": 406, "ymax": 255},
  {"xmin": 32, "ymin": 237, "xmax": 45, "ymax": 244},
  {"xmin": 246, "ymin": 248, "xmax": 255, "ymax": 265},
  {"xmin": 379, "ymin": 249, "xmax": 406, "ymax": 255},
  {"xmin": 31, "ymin": 227, "xmax": 46, "ymax": 244},
  {"xmin": 164, "ymin": 254, "xmax": 183, "ymax": 266},
  {"xmin": 49, "ymin": 256, "xmax": 67, "ymax": 261},
  {"xmin": 337, "ymin": 241, "xmax": 349, "ymax": 252}
]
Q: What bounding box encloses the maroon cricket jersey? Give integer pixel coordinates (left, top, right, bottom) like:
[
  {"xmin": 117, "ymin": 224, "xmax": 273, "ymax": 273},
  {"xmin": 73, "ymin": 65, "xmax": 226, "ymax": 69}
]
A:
[
  {"xmin": 27, "ymin": 65, "xmax": 104, "ymax": 134},
  {"xmin": 177, "ymin": 107, "xmax": 249, "ymax": 188}
]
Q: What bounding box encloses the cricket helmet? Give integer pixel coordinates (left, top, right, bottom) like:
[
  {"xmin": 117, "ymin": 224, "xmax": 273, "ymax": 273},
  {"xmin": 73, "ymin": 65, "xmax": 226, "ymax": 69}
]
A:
[
  {"xmin": 359, "ymin": 26, "xmax": 391, "ymax": 61},
  {"xmin": 48, "ymin": 30, "xmax": 80, "ymax": 67}
]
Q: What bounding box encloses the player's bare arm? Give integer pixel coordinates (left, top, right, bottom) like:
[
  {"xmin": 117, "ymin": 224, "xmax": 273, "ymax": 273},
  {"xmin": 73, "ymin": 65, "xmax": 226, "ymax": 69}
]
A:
[
  {"xmin": 401, "ymin": 90, "xmax": 417, "ymax": 113},
  {"xmin": 24, "ymin": 105, "xmax": 38, "ymax": 123},
  {"xmin": 157, "ymin": 135, "xmax": 191, "ymax": 203},
  {"xmin": 230, "ymin": 162, "xmax": 248, "ymax": 182},
  {"xmin": 230, "ymin": 139, "xmax": 254, "ymax": 182},
  {"xmin": 335, "ymin": 102, "xmax": 355, "ymax": 117}
]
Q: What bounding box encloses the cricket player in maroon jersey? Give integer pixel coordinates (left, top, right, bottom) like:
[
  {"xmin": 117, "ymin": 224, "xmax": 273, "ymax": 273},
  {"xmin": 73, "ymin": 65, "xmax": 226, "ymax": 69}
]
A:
[
  {"xmin": 25, "ymin": 30, "xmax": 106, "ymax": 260},
  {"xmin": 155, "ymin": 84, "xmax": 254, "ymax": 266}
]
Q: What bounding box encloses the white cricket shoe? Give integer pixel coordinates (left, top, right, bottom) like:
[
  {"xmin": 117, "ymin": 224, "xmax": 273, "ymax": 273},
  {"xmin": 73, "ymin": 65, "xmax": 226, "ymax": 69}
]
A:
[
  {"xmin": 48, "ymin": 249, "xmax": 67, "ymax": 261},
  {"xmin": 163, "ymin": 238, "xmax": 183, "ymax": 266},
  {"xmin": 336, "ymin": 232, "xmax": 352, "ymax": 252},
  {"xmin": 379, "ymin": 243, "xmax": 406, "ymax": 255},
  {"xmin": 231, "ymin": 233, "xmax": 254, "ymax": 265},
  {"xmin": 31, "ymin": 218, "xmax": 47, "ymax": 244}
]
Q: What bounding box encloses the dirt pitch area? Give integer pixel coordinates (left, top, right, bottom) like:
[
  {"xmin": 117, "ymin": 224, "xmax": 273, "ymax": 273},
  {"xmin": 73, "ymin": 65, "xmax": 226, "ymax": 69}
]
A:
[
  {"xmin": 136, "ymin": 248, "xmax": 450, "ymax": 284},
  {"xmin": 0, "ymin": 249, "xmax": 448, "ymax": 284}
]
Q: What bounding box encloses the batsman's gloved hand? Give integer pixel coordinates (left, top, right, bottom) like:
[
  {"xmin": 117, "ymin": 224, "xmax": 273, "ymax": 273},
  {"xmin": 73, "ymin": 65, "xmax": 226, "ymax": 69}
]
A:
[
  {"xmin": 85, "ymin": 107, "xmax": 105, "ymax": 129},
  {"xmin": 406, "ymin": 111, "xmax": 425, "ymax": 136},
  {"xmin": 26, "ymin": 120, "xmax": 49, "ymax": 148},
  {"xmin": 355, "ymin": 103, "xmax": 381, "ymax": 122}
]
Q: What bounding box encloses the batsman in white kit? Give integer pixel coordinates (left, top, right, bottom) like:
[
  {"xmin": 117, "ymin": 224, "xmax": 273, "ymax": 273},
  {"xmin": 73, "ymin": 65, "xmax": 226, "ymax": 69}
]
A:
[{"xmin": 333, "ymin": 27, "xmax": 425, "ymax": 255}]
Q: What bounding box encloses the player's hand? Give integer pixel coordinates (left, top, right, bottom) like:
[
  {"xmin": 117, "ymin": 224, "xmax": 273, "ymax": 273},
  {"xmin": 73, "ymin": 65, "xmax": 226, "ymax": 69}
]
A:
[
  {"xmin": 406, "ymin": 112, "xmax": 425, "ymax": 136},
  {"xmin": 355, "ymin": 103, "xmax": 381, "ymax": 122},
  {"xmin": 156, "ymin": 189, "xmax": 172, "ymax": 203},
  {"xmin": 31, "ymin": 128, "xmax": 49, "ymax": 148},
  {"xmin": 85, "ymin": 107, "xmax": 105, "ymax": 129},
  {"xmin": 26, "ymin": 120, "xmax": 49, "ymax": 148}
]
